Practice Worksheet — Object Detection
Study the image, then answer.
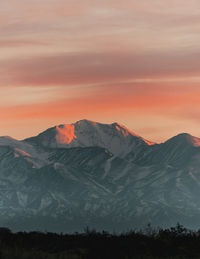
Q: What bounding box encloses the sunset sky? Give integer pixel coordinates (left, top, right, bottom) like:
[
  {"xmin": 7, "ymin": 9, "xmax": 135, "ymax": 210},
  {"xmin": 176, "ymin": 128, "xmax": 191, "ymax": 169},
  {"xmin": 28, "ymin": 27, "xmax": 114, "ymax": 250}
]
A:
[{"xmin": 1, "ymin": 0, "xmax": 200, "ymax": 142}]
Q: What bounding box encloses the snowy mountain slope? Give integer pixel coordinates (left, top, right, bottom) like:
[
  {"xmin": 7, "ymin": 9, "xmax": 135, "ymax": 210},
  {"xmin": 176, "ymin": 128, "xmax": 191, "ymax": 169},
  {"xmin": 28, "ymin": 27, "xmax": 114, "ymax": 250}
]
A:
[
  {"xmin": 0, "ymin": 121, "xmax": 200, "ymax": 231},
  {"xmin": 0, "ymin": 136, "xmax": 49, "ymax": 167},
  {"xmin": 25, "ymin": 119, "xmax": 154, "ymax": 157},
  {"xmin": 132, "ymin": 133, "xmax": 200, "ymax": 167}
]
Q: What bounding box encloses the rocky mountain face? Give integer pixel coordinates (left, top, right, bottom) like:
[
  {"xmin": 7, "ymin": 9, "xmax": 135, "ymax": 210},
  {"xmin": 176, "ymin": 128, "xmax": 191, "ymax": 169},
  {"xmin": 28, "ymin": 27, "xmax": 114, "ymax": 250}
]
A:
[{"xmin": 0, "ymin": 120, "xmax": 200, "ymax": 232}]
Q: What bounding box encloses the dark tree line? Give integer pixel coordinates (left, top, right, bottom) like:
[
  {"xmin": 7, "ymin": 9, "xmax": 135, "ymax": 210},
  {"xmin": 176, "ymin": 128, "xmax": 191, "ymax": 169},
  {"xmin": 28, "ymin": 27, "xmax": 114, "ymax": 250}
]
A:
[{"xmin": 0, "ymin": 224, "xmax": 200, "ymax": 258}]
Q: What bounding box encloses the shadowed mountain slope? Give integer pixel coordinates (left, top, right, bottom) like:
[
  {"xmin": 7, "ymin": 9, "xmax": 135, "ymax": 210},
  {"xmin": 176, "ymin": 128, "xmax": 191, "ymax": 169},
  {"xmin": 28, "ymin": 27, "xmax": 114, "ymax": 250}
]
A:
[{"xmin": 0, "ymin": 120, "xmax": 199, "ymax": 231}]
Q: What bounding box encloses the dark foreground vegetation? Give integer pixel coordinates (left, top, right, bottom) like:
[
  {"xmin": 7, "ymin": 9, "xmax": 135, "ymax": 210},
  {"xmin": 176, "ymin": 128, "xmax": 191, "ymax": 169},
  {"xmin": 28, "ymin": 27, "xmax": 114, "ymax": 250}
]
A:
[{"xmin": 1, "ymin": 224, "xmax": 200, "ymax": 258}]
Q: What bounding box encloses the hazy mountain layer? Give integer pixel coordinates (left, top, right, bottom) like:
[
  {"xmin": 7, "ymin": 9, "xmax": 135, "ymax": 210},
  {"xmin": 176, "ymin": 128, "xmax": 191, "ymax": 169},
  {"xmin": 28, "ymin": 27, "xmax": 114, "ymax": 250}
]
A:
[{"xmin": 0, "ymin": 120, "xmax": 200, "ymax": 232}]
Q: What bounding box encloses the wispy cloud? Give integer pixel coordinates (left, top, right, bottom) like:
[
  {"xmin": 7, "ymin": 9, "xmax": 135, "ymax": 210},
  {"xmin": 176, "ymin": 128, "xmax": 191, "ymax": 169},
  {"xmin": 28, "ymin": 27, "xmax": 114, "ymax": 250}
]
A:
[
  {"xmin": 1, "ymin": 50, "xmax": 200, "ymax": 87},
  {"xmin": 1, "ymin": 0, "xmax": 200, "ymax": 141}
]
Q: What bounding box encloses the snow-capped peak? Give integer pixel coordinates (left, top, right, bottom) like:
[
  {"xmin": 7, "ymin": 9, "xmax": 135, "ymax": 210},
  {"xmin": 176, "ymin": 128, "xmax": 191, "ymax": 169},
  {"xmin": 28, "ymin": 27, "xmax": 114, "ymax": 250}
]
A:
[{"xmin": 25, "ymin": 120, "xmax": 154, "ymax": 157}]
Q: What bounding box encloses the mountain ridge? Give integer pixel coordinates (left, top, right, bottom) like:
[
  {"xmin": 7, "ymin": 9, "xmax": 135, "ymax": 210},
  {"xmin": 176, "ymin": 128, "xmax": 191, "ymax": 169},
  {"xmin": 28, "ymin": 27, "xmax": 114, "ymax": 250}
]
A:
[
  {"xmin": 23, "ymin": 119, "xmax": 200, "ymax": 148},
  {"xmin": 24, "ymin": 119, "xmax": 155, "ymax": 158},
  {"xmin": 0, "ymin": 119, "xmax": 199, "ymax": 232}
]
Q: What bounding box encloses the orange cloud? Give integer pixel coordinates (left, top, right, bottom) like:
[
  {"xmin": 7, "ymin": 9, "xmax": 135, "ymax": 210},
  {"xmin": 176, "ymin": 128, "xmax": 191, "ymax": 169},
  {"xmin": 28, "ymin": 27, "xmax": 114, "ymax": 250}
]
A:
[
  {"xmin": 0, "ymin": 88, "xmax": 199, "ymax": 141},
  {"xmin": 1, "ymin": 0, "xmax": 200, "ymax": 141},
  {"xmin": 0, "ymin": 89, "xmax": 199, "ymax": 121}
]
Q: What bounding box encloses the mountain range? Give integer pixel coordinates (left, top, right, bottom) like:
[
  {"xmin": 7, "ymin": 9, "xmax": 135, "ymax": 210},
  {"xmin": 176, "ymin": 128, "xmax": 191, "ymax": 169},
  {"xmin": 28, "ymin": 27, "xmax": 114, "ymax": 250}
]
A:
[{"xmin": 0, "ymin": 119, "xmax": 200, "ymax": 232}]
